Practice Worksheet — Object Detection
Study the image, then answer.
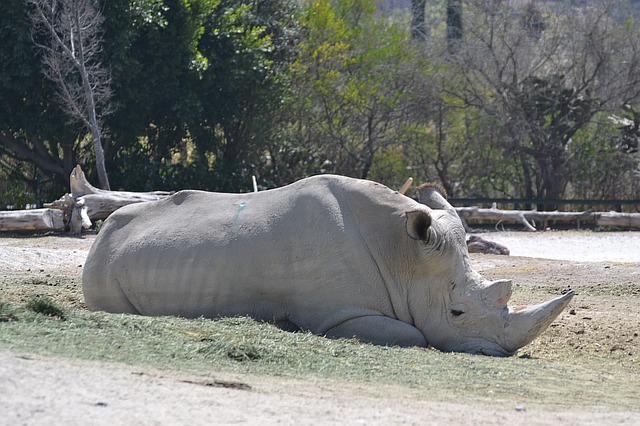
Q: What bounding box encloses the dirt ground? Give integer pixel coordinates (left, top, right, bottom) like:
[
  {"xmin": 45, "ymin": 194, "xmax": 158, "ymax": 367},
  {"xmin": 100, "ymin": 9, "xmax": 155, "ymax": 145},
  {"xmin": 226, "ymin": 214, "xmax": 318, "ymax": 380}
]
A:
[{"xmin": 1, "ymin": 231, "xmax": 639, "ymax": 425}]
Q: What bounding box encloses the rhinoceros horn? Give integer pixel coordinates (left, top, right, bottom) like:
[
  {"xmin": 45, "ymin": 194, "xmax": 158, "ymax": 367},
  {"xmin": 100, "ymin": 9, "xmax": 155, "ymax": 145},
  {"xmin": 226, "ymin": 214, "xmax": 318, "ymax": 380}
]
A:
[
  {"xmin": 416, "ymin": 183, "xmax": 458, "ymax": 218},
  {"xmin": 503, "ymin": 290, "xmax": 574, "ymax": 353}
]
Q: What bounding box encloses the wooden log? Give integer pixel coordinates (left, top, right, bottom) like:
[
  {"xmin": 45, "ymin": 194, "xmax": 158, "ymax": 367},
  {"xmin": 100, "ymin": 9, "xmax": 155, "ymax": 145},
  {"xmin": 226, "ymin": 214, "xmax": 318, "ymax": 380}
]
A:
[
  {"xmin": 69, "ymin": 165, "xmax": 170, "ymax": 200},
  {"xmin": 76, "ymin": 192, "xmax": 167, "ymax": 221},
  {"xmin": 43, "ymin": 165, "xmax": 173, "ymax": 233},
  {"xmin": 2, "ymin": 165, "xmax": 170, "ymax": 234},
  {"xmin": 0, "ymin": 165, "xmax": 172, "ymax": 234},
  {"xmin": 455, "ymin": 206, "xmax": 640, "ymax": 230},
  {"xmin": 456, "ymin": 206, "xmax": 537, "ymax": 231},
  {"xmin": 523, "ymin": 210, "xmax": 593, "ymax": 230},
  {"xmin": 0, "ymin": 208, "xmax": 65, "ymax": 232},
  {"xmin": 594, "ymin": 212, "xmax": 640, "ymax": 229}
]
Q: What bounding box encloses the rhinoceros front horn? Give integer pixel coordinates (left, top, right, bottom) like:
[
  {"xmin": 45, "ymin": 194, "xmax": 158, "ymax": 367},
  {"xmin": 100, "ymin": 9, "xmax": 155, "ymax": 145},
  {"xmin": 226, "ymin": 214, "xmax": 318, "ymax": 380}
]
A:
[{"xmin": 503, "ymin": 290, "xmax": 574, "ymax": 353}]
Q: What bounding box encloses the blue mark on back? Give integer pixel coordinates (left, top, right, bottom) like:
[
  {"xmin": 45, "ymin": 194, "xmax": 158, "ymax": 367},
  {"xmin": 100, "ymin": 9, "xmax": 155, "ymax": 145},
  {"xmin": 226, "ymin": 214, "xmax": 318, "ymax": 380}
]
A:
[{"xmin": 233, "ymin": 200, "xmax": 248, "ymax": 220}]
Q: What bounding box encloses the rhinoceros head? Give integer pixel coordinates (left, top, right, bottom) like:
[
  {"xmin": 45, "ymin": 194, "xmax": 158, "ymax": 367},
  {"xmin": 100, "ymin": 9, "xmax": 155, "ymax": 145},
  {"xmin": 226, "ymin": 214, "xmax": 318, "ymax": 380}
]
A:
[{"xmin": 406, "ymin": 184, "xmax": 573, "ymax": 356}]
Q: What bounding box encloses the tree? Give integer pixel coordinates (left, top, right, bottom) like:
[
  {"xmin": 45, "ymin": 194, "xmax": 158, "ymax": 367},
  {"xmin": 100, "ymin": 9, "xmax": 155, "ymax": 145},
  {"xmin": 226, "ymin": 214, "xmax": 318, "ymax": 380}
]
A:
[
  {"xmin": 0, "ymin": 0, "xmax": 77, "ymax": 195},
  {"xmin": 288, "ymin": 0, "xmax": 434, "ymax": 183},
  {"xmin": 432, "ymin": 0, "xmax": 640, "ymax": 207},
  {"xmin": 27, "ymin": 0, "xmax": 112, "ymax": 189},
  {"xmin": 570, "ymin": 113, "xmax": 640, "ymax": 205},
  {"xmin": 2, "ymin": 0, "xmax": 303, "ymax": 194},
  {"xmin": 194, "ymin": 0, "xmax": 301, "ymax": 191}
]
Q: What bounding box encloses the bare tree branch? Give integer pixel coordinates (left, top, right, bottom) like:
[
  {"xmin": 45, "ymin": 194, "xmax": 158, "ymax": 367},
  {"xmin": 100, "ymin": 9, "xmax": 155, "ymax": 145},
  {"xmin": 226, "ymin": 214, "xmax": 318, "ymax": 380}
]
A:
[
  {"xmin": 26, "ymin": 0, "xmax": 113, "ymax": 189},
  {"xmin": 431, "ymin": 0, "xmax": 640, "ymax": 205}
]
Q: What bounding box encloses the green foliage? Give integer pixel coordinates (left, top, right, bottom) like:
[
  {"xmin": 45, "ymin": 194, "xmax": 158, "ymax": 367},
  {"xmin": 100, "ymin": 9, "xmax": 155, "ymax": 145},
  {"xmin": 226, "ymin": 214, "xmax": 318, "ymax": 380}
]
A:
[
  {"xmin": 191, "ymin": 0, "xmax": 301, "ymax": 191},
  {"xmin": 100, "ymin": 0, "xmax": 302, "ymax": 192},
  {"xmin": 569, "ymin": 114, "xmax": 640, "ymax": 203},
  {"xmin": 0, "ymin": 181, "xmax": 36, "ymax": 210},
  {"xmin": 2, "ymin": 0, "xmax": 640, "ymax": 201},
  {"xmin": 0, "ymin": 0, "xmax": 79, "ymax": 189},
  {"xmin": 287, "ymin": 0, "xmax": 432, "ymax": 181}
]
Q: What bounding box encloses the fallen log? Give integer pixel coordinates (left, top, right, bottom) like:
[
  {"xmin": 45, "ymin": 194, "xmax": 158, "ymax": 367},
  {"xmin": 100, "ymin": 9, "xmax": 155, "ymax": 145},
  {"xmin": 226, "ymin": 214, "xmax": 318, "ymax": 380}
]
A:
[
  {"xmin": 0, "ymin": 165, "xmax": 171, "ymax": 234},
  {"xmin": 594, "ymin": 211, "xmax": 640, "ymax": 229},
  {"xmin": 456, "ymin": 205, "xmax": 537, "ymax": 232},
  {"xmin": 68, "ymin": 165, "xmax": 171, "ymax": 201},
  {"xmin": 455, "ymin": 204, "xmax": 640, "ymax": 231},
  {"xmin": 46, "ymin": 165, "xmax": 172, "ymax": 233},
  {"xmin": 0, "ymin": 208, "xmax": 65, "ymax": 232}
]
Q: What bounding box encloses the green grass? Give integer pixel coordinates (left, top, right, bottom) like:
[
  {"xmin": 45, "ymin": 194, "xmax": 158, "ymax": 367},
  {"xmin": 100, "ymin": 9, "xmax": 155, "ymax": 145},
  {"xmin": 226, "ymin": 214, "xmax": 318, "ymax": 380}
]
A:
[
  {"xmin": 25, "ymin": 296, "xmax": 67, "ymax": 320},
  {"xmin": 0, "ymin": 298, "xmax": 638, "ymax": 409}
]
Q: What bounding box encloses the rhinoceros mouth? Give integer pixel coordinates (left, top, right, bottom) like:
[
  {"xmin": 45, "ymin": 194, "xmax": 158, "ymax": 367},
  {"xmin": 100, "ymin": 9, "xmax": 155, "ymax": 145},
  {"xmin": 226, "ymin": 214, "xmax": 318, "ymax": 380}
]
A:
[
  {"xmin": 445, "ymin": 339, "xmax": 514, "ymax": 357},
  {"xmin": 479, "ymin": 346, "xmax": 515, "ymax": 357}
]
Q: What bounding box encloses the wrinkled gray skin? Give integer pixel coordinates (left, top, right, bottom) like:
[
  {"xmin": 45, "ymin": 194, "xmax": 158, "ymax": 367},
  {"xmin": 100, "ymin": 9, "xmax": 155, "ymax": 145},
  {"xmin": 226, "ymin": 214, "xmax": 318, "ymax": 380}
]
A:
[{"xmin": 83, "ymin": 175, "xmax": 573, "ymax": 356}]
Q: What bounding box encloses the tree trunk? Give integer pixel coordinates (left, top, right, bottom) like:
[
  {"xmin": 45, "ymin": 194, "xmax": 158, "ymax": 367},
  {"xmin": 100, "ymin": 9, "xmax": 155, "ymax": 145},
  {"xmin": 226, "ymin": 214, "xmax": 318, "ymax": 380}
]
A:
[
  {"xmin": 27, "ymin": 0, "xmax": 113, "ymax": 191},
  {"xmin": 411, "ymin": 0, "xmax": 427, "ymax": 40},
  {"xmin": 73, "ymin": 7, "xmax": 110, "ymax": 190},
  {"xmin": 446, "ymin": 0, "xmax": 463, "ymax": 53}
]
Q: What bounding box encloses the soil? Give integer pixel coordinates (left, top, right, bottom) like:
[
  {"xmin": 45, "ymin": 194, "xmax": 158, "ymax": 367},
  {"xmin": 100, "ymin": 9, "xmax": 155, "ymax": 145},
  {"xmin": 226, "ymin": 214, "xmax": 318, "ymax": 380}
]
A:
[{"xmin": 1, "ymin": 231, "xmax": 639, "ymax": 425}]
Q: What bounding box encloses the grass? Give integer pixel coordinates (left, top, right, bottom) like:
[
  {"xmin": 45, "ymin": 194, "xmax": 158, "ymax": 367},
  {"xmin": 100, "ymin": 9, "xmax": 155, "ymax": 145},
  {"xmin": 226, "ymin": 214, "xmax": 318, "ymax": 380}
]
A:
[
  {"xmin": 25, "ymin": 296, "xmax": 67, "ymax": 320},
  {"xmin": 0, "ymin": 298, "xmax": 638, "ymax": 410}
]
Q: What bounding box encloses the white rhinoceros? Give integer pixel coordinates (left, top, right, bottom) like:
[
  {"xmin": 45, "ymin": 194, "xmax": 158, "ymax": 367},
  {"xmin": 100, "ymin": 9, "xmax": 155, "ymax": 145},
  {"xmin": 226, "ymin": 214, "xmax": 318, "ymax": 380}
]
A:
[{"xmin": 83, "ymin": 175, "xmax": 573, "ymax": 356}]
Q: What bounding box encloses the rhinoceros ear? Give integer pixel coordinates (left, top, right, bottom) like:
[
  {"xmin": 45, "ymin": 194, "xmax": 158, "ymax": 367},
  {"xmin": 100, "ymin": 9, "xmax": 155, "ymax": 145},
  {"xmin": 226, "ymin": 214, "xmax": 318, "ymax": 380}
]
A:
[{"xmin": 406, "ymin": 210, "xmax": 432, "ymax": 241}]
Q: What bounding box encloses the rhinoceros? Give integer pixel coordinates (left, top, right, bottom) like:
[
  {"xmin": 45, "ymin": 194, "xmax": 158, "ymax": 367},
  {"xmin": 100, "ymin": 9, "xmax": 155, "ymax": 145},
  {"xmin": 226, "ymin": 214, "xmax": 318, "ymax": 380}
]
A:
[{"xmin": 83, "ymin": 175, "xmax": 573, "ymax": 356}]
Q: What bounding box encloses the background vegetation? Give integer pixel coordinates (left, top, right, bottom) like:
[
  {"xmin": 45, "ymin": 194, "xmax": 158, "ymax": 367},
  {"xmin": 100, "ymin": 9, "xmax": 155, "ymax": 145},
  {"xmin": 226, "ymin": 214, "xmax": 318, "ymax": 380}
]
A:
[{"xmin": 1, "ymin": 0, "xmax": 639, "ymax": 209}]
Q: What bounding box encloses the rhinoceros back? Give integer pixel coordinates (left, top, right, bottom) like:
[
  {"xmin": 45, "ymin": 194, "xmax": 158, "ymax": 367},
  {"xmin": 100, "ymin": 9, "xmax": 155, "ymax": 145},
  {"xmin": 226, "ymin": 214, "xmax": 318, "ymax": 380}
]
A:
[{"xmin": 82, "ymin": 175, "xmax": 413, "ymax": 333}]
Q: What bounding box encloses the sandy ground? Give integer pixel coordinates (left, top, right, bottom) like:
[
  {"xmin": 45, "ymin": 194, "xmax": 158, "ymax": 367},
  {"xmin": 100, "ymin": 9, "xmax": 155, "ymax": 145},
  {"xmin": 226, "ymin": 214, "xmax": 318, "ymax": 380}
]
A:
[
  {"xmin": 1, "ymin": 231, "xmax": 639, "ymax": 425},
  {"xmin": 475, "ymin": 231, "xmax": 640, "ymax": 263},
  {"xmin": 3, "ymin": 350, "xmax": 638, "ymax": 426}
]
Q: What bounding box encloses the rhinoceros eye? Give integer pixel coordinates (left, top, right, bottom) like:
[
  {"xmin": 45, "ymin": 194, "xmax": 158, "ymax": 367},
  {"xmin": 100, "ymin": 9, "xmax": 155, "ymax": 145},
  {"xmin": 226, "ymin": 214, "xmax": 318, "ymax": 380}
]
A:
[{"xmin": 450, "ymin": 309, "xmax": 465, "ymax": 317}]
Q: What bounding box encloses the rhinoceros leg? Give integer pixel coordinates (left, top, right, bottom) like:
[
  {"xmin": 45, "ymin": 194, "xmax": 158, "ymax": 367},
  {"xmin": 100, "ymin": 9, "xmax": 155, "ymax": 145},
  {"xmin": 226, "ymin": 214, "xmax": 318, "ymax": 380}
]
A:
[
  {"xmin": 83, "ymin": 277, "xmax": 140, "ymax": 315},
  {"xmin": 324, "ymin": 316, "xmax": 427, "ymax": 347}
]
